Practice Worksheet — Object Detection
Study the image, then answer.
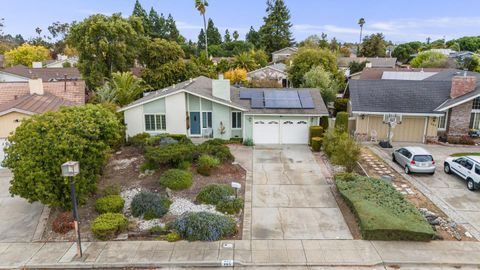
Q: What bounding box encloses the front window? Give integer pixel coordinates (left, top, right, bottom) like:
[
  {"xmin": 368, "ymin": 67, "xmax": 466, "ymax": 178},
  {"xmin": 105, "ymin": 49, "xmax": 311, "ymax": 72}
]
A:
[
  {"xmin": 438, "ymin": 112, "xmax": 448, "ymax": 130},
  {"xmin": 232, "ymin": 112, "xmax": 242, "ymax": 129},
  {"xmin": 473, "ymin": 97, "xmax": 480, "ymax": 110},
  {"xmin": 470, "ymin": 112, "xmax": 480, "ymax": 129},
  {"xmin": 145, "ymin": 114, "xmax": 166, "ymax": 131},
  {"xmin": 202, "ymin": 112, "xmax": 212, "ymax": 128}
]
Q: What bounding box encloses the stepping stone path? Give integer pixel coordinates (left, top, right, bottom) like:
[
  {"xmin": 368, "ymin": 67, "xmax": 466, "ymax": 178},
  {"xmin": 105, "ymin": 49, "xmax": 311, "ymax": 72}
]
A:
[{"xmin": 361, "ymin": 153, "xmax": 415, "ymax": 196}]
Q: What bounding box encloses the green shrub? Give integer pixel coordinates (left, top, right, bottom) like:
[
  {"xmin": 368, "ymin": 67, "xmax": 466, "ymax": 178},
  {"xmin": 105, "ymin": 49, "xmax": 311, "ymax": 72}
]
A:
[
  {"xmin": 203, "ymin": 138, "xmax": 227, "ymax": 145},
  {"xmin": 320, "ymin": 116, "xmax": 329, "ymax": 131},
  {"xmin": 177, "ymin": 160, "xmax": 191, "ymax": 170},
  {"xmin": 335, "ymin": 173, "xmax": 434, "ymax": 241},
  {"xmin": 216, "ymin": 198, "xmax": 244, "ymax": 214},
  {"xmin": 102, "ymin": 185, "xmax": 121, "ymax": 196},
  {"xmin": 91, "ymin": 213, "xmax": 128, "ymax": 240},
  {"xmin": 131, "ymin": 191, "xmax": 171, "ymax": 219},
  {"xmin": 322, "ymin": 129, "xmax": 341, "ymax": 157},
  {"xmin": 309, "ymin": 126, "xmax": 323, "ymax": 145},
  {"xmin": 197, "ymin": 142, "xmax": 234, "ymax": 162},
  {"xmin": 159, "ymin": 169, "xmax": 193, "ymax": 190},
  {"xmin": 330, "ymin": 133, "xmax": 360, "ymax": 172},
  {"xmin": 95, "ymin": 195, "xmax": 125, "ymax": 214},
  {"xmin": 197, "ymin": 155, "xmax": 220, "ymax": 176},
  {"xmin": 196, "ymin": 184, "xmax": 234, "ymax": 205},
  {"xmin": 146, "ymin": 134, "xmax": 192, "ymax": 146},
  {"xmin": 243, "ymin": 138, "xmax": 254, "ymax": 146},
  {"xmin": 149, "ymin": 225, "xmax": 166, "ymax": 234},
  {"xmin": 447, "ymin": 136, "xmax": 475, "ymax": 145},
  {"xmin": 166, "ymin": 232, "xmax": 181, "ymax": 242},
  {"xmin": 127, "ymin": 132, "xmax": 151, "ymax": 148},
  {"xmin": 144, "ymin": 143, "xmax": 196, "ymax": 167},
  {"xmin": 168, "ymin": 212, "xmax": 236, "ymax": 241},
  {"xmin": 311, "ymin": 137, "xmax": 322, "ymax": 152},
  {"xmin": 334, "ymin": 98, "xmax": 348, "ymax": 114},
  {"xmin": 335, "ymin": 112, "xmax": 349, "ymax": 133}
]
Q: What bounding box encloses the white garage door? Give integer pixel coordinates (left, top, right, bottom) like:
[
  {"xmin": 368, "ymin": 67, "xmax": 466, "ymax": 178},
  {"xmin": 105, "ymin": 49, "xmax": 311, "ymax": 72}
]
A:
[
  {"xmin": 253, "ymin": 117, "xmax": 310, "ymax": 144},
  {"xmin": 0, "ymin": 138, "xmax": 6, "ymax": 168}
]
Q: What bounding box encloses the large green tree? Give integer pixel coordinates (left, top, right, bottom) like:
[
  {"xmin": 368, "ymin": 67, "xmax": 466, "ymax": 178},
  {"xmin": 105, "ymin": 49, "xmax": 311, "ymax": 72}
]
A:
[
  {"xmin": 206, "ymin": 18, "xmax": 222, "ymax": 46},
  {"xmin": 148, "ymin": 8, "xmax": 166, "ymax": 39},
  {"xmin": 140, "ymin": 38, "xmax": 187, "ymax": 89},
  {"xmin": 3, "ymin": 105, "xmax": 124, "ymax": 209},
  {"xmin": 287, "ymin": 47, "xmax": 340, "ymax": 87},
  {"xmin": 195, "ymin": 0, "xmax": 209, "ymax": 56},
  {"xmin": 360, "ymin": 33, "xmax": 386, "ymax": 57},
  {"xmin": 302, "ymin": 66, "xmax": 339, "ymax": 104},
  {"xmin": 246, "ymin": 26, "xmax": 261, "ymax": 48},
  {"xmin": 410, "ymin": 51, "xmax": 449, "ymax": 68},
  {"xmin": 165, "ymin": 14, "xmax": 184, "ymax": 43},
  {"xmin": 392, "ymin": 41, "xmax": 422, "ymax": 63},
  {"xmin": 67, "ymin": 14, "xmax": 144, "ymax": 88},
  {"xmin": 258, "ymin": 0, "xmax": 294, "ymax": 54},
  {"xmin": 4, "ymin": 43, "xmax": 50, "ymax": 67},
  {"xmin": 132, "ymin": 0, "xmax": 150, "ymax": 33}
]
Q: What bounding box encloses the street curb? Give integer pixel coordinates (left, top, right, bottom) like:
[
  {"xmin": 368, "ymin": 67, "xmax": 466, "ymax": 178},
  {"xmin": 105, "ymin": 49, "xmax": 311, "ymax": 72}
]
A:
[{"xmin": 32, "ymin": 206, "xmax": 50, "ymax": 242}]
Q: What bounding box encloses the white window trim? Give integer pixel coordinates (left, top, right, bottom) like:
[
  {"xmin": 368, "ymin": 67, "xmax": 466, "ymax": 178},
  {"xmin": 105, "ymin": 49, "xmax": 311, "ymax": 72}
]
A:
[
  {"xmin": 202, "ymin": 111, "xmax": 213, "ymax": 129},
  {"xmin": 471, "ymin": 112, "xmax": 480, "ymax": 130},
  {"xmin": 144, "ymin": 113, "xmax": 166, "ymax": 132},
  {"xmin": 437, "ymin": 111, "xmax": 449, "ymax": 131},
  {"xmin": 231, "ymin": 111, "xmax": 242, "ymax": 129}
]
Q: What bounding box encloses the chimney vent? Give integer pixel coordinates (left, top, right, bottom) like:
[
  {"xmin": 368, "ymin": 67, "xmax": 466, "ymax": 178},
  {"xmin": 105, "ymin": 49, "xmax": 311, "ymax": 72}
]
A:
[
  {"xmin": 28, "ymin": 78, "xmax": 44, "ymax": 95},
  {"xmin": 212, "ymin": 77, "xmax": 231, "ymax": 101},
  {"xmin": 450, "ymin": 76, "xmax": 476, "ymax": 99}
]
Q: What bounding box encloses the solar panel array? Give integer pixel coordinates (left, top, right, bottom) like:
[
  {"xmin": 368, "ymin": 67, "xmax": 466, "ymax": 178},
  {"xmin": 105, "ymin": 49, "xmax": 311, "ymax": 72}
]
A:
[{"xmin": 239, "ymin": 89, "xmax": 315, "ymax": 109}]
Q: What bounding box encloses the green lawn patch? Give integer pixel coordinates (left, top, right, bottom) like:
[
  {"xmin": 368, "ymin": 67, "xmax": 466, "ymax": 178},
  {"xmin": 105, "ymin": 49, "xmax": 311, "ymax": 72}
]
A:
[
  {"xmin": 450, "ymin": 152, "xmax": 480, "ymax": 157},
  {"xmin": 335, "ymin": 173, "xmax": 434, "ymax": 241}
]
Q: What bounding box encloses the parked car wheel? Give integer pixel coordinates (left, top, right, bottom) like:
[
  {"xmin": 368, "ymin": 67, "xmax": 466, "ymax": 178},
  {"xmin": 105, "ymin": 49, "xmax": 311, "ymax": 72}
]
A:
[
  {"xmin": 392, "ymin": 154, "xmax": 396, "ymax": 163},
  {"xmin": 404, "ymin": 166, "xmax": 411, "ymax": 174},
  {"xmin": 444, "ymin": 163, "xmax": 451, "ymax": 174},
  {"xmin": 467, "ymin": 179, "xmax": 476, "ymax": 191}
]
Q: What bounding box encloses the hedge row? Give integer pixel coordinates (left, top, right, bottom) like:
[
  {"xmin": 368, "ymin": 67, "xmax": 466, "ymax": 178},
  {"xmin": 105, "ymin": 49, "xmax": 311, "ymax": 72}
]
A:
[{"xmin": 335, "ymin": 173, "xmax": 434, "ymax": 241}]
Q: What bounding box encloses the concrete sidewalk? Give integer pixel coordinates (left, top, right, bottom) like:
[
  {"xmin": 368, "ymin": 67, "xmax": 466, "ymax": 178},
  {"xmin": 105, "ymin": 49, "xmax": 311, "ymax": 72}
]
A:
[{"xmin": 1, "ymin": 239, "xmax": 480, "ymax": 269}]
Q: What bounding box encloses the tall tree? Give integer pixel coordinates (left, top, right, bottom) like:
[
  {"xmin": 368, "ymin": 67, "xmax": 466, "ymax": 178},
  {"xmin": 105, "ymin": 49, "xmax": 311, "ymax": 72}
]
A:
[
  {"xmin": 4, "ymin": 43, "xmax": 50, "ymax": 67},
  {"xmin": 258, "ymin": 0, "xmax": 294, "ymax": 54},
  {"xmin": 233, "ymin": 30, "xmax": 239, "ymax": 41},
  {"xmin": 360, "ymin": 33, "xmax": 386, "ymax": 57},
  {"xmin": 319, "ymin": 33, "xmax": 328, "ymax": 49},
  {"xmin": 357, "ymin": 18, "xmax": 365, "ymax": 56},
  {"xmin": 165, "ymin": 14, "xmax": 184, "ymax": 43},
  {"xmin": 206, "ymin": 18, "xmax": 222, "ymax": 46},
  {"xmin": 246, "ymin": 26, "xmax": 261, "ymax": 48},
  {"xmin": 0, "ymin": 18, "xmax": 4, "ymax": 35},
  {"xmin": 195, "ymin": 0, "xmax": 209, "ymax": 57},
  {"xmin": 132, "ymin": 0, "xmax": 150, "ymax": 34},
  {"xmin": 67, "ymin": 14, "xmax": 145, "ymax": 88},
  {"xmin": 224, "ymin": 29, "xmax": 232, "ymax": 43},
  {"xmin": 148, "ymin": 8, "xmax": 166, "ymax": 39},
  {"xmin": 198, "ymin": 28, "xmax": 206, "ymax": 49}
]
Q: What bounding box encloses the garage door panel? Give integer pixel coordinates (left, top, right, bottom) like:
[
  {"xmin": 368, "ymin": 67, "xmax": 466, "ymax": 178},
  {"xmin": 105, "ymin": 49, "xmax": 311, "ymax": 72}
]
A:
[
  {"xmin": 392, "ymin": 117, "xmax": 425, "ymax": 143},
  {"xmin": 253, "ymin": 117, "xmax": 310, "ymax": 144},
  {"xmin": 281, "ymin": 119, "xmax": 310, "ymax": 144},
  {"xmin": 253, "ymin": 120, "xmax": 280, "ymax": 144}
]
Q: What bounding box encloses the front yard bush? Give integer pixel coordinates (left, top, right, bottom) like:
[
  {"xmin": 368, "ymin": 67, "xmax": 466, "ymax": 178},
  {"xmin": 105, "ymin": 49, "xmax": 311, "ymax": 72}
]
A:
[
  {"xmin": 216, "ymin": 197, "xmax": 244, "ymax": 214},
  {"xmin": 127, "ymin": 132, "xmax": 151, "ymax": 148},
  {"xmin": 91, "ymin": 213, "xmax": 128, "ymax": 240},
  {"xmin": 335, "ymin": 173, "xmax": 434, "ymax": 241},
  {"xmin": 447, "ymin": 136, "xmax": 475, "ymax": 145},
  {"xmin": 311, "ymin": 137, "xmax": 322, "ymax": 152},
  {"xmin": 335, "ymin": 111, "xmax": 349, "ymax": 133},
  {"xmin": 196, "ymin": 184, "xmax": 234, "ymax": 205},
  {"xmin": 144, "ymin": 143, "xmax": 196, "ymax": 167},
  {"xmin": 177, "ymin": 160, "xmax": 191, "ymax": 170},
  {"xmin": 95, "ymin": 195, "xmax": 125, "ymax": 214},
  {"xmin": 159, "ymin": 169, "xmax": 193, "ymax": 190},
  {"xmin": 2, "ymin": 104, "xmax": 124, "ymax": 209},
  {"xmin": 131, "ymin": 191, "xmax": 172, "ymax": 219},
  {"xmin": 197, "ymin": 142, "xmax": 234, "ymax": 162},
  {"xmin": 309, "ymin": 126, "xmax": 323, "ymax": 145},
  {"xmin": 168, "ymin": 212, "xmax": 236, "ymax": 241},
  {"xmin": 334, "ymin": 98, "xmax": 348, "ymax": 114},
  {"xmin": 197, "ymin": 155, "xmax": 220, "ymax": 176},
  {"xmin": 320, "ymin": 116, "xmax": 329, "ymax": 131},
  {"xmin": 52, "ymin": 211, "xmax": 74, "ymax": 234}
]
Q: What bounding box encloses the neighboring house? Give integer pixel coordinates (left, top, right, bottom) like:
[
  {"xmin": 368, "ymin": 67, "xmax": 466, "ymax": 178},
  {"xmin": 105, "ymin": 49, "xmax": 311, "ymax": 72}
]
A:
[
  {"xmin": 119, "ymin": 76, "xmax": 328, "ymax": 145},
  {"xmin": 271, "ymin": 47, "xmax": 298, "ymax": 63},
  {"xmin": 337, "ymin": 57, "xmax": 397, "ymax": 69},
  {"xmin": 355, "ymin": 67, "xmax": 448, "ymax": 80},
  {"xmin": 247, "ymin": 63, "xmax": 288, "ymax": 87},
  {"xmin": 0, "ymin": 78, "xmax": 85, "ymax": 167},
  {"xmin": 45, "ymin": 55, "xmax": 78, "ymax": 68},
  {"xmin": 348, "ymin": 69, "xmax": 480, "ymax": 143},
  {"xmin": 0, "ymin": 65, "xmax": 81, "ymax": 82}
]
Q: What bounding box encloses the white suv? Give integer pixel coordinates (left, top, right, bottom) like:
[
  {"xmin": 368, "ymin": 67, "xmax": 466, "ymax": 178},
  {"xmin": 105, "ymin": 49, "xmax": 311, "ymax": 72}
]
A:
[{"xmin": 444, "ymin": 156, "xmax": 480, "ymax": 191}]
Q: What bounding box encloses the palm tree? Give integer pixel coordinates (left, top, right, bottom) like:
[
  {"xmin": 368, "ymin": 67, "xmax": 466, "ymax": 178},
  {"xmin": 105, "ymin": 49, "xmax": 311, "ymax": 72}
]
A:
[
  {"xmin": 233, "ymin": 52, "xmax": 257, "ymax": 71},
  {"xmin": 195, "ymin": 0, "xmax": 209, "ymax": 57},
  {"xmin": 357, "ymin": 18, "xmax": 365, "ymax": 56},
  {"xmin": 96, "ymin": 72, "xmax": 149, "ymax": 106}
]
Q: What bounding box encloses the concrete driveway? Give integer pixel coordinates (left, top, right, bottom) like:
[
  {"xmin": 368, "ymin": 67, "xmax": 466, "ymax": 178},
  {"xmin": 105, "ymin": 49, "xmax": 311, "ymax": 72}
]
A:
[
  {"xmin": 375, "ymin": 143, "xmax": 480, "ymax": 238},
  {"xmin": 0, "ymin": 169, "xmax": 44, "ymax": 242},
  {"xmin": 251, "ymin": 145, "xmax": 352, "ymax": 240}
]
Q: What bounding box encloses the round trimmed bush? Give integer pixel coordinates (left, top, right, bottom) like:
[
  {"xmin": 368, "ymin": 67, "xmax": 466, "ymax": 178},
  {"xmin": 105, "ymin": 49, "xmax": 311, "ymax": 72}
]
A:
[
  {"xmin": 168, "ymin": 211, "xmax": 236, "ymax": 241},
  {"xmin": 216, "ymin": 198, "xmax": 244, "ymax": 214},
  {"xmin": 95, "ymin": 195, "xmax": 125, "ymax": 214},
  {"xmin": 196, "ymin": 184, "xmax": 234, "ymax": 205},
  {"xmin": 197, "ymin": 155, "xmax": 220, "ymax": 176},
  {"xmin": 131, "ymin": 191, "xmax": 171, "ymax": 219},
  {"xmin": 311, "ymin": 137, "xmax": 322, "ymax": 152},
  {"xmin": 159, "ymin": 169, "xmax": 193, "ymax": 190},
  {"xmin": 91, "ymin": 213, "xmax": 128, "ymax": 240}
]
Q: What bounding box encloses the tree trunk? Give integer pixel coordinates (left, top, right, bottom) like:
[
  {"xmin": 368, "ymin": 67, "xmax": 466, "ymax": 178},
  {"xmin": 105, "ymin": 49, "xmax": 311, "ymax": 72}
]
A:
[
  {"xmin": 358, "ymin": 27, "xmax": 363, "ymax": 57},
  {"xmin": 202, "ymin": 14, "xmax": 208, "ymax": 58}
]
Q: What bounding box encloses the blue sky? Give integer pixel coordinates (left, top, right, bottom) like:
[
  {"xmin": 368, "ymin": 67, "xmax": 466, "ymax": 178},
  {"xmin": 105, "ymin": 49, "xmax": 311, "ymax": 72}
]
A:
[{"xmin": 2, "ymin": 0, "xmax": 480, "ymax": 44}]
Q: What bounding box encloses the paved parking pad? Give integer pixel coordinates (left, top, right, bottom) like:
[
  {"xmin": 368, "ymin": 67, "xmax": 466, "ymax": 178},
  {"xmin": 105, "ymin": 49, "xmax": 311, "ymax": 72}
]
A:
[{"xmin": 251, "ymin": 145, "xmax": 352, "ymax": 240}]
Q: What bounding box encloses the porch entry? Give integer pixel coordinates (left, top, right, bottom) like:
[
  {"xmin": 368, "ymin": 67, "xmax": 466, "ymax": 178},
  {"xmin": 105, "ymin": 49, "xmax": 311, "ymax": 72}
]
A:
[{"xmin": 190, "ymin": 112, "xmax": 201, "ymax": 135}]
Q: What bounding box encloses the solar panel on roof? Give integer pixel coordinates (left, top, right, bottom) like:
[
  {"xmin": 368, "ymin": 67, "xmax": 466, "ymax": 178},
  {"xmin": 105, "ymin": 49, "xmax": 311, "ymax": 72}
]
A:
[
  {"xmin": 298, "ymin": 91, "xmax": 315, "ymax": 109},
  {"xmin": 264, "ymin": 90, "xmax": 302, "ymax": 108},
  {"xmin": 251, "ymin": 98, "xmax": 264, "ymax": 108},
  {"xmin": 239, "ymin": 89, "xmax": 263, "ymax": 99}
]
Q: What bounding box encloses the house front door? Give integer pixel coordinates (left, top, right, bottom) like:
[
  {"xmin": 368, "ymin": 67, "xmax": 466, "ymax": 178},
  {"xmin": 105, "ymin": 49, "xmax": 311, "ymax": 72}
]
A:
[{"xmin": 190, "ymin": 112, "xmax": 201, "ymax": 135}]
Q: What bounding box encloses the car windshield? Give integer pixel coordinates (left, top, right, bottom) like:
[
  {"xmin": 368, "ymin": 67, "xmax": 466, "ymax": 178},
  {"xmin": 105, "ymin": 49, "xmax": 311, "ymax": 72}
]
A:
[{"xmin": 413, "ymin": 155, "xmax": 433, "ymax": 162}]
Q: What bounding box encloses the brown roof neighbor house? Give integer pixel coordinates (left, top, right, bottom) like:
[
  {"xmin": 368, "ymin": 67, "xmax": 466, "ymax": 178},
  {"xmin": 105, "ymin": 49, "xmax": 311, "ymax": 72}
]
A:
[{"xmin": 0, "ymin": 65, "xmax": 81, "ymax": 82}]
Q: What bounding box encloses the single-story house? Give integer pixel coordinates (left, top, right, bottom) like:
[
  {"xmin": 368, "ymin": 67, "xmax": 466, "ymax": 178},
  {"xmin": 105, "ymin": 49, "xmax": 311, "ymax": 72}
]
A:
[
  {"xmin": 44, "ymin": 55, "xmax": 79, "ymax": 68},
  {"xmin": 272, "ymin": 47, "xmax": 298, "ymax": 63},
  {"xmin": 337, "ymin": 57, "xmax": 397, "ymax": 69},
  {"xmin": 0, "ymin": 78, "xmax": 85, "ymax": 167},
  {"xmin": 247, "ymin": 63, "xmax": 288, "ymax": 87},
  {"xmin": 119, "ymin": 76, "xmax": 328, "ymax": 144},
  {"xmin": 0, "ymin": 64, "xmax": 81, "ymax": 82},
  {"xmin": 348, "ymin": 70, "xmax": 480, "ymax": 143}
]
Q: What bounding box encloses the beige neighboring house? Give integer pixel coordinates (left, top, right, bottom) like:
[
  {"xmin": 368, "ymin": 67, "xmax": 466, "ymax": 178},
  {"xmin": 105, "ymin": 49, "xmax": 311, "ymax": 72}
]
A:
[
  {"xmin": 247, "ymin": 63, "xmax": 288, "ymax": 87},
  {"xmin": 0, "ymin": 79, "xmax": 85, "ymax": 167},
  {"xmin": 271, "ymin": 47, "xmax": 297, "ymax": 63},
  {"xmin": 0, "ymin": 64, "xmax": 81, "ymax": 82},
  {"xmin": 44, "ymin": 55, "xmax": 79, "ymax": 68}
]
